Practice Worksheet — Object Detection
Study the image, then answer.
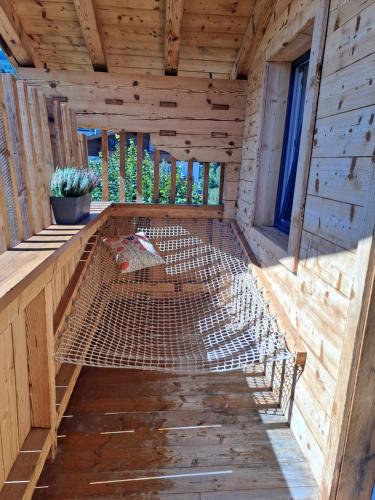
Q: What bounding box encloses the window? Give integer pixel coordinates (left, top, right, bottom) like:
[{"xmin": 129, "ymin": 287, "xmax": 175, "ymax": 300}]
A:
[{"xmin": 274, "ymin": 51, "xmax": 310, "ymax": 234}]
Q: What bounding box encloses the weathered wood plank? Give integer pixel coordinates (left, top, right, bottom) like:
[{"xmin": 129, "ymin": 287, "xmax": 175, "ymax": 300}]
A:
[
  {"xmin": 101, "ymin": 129, "xmax": 108, "ymax": 201},
  {"xmin": 24, "ymin": 285, "xmax": 56, "ymax": 428},
  {"xmin": 202, "ymin": 162, "xmax": 210, "ymax": 204},
  {"xmin": 136, "ymin": 132, "xmax": 143, "ymax": 203},
  {"xmin": 0, "ymin": 0, "xmax": 42, "ymax": 67},
  {"xmin": 170, "ymin": 155, "xmax": 177, "ymax": 204},
  {"xmin": 73, "ymin": 0, "xmax": 107, "ymax": 71},
  {"xmin": 186, "ymin": 159, "xmax": 193, "ymax": 204},
  {"xmin": 119, "ymin": 129, "xmax": 126, "ymax": 202},
  {"xmin": 153, "ymin": 148, "xmax": 160, "ymax": 204},
  {"xmin": 164, "ymin": 0, "xmax": 184, "ymax": 75}
]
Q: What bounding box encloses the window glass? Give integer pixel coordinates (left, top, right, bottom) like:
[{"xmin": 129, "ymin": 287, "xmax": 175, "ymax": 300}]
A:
[{"xmin": 274, "ymin": 51, "xmax": 310, "ymax": 234}]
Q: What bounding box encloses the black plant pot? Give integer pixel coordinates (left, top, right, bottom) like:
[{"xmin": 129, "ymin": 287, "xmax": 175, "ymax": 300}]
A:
[{"xmin": 50, "ymin": 193, "xmax": 91, "ymax": 224}]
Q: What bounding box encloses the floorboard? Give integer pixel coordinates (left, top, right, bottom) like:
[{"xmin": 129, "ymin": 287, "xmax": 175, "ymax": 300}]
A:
[{"xmin": 32, "ymin": 367, "xmax": 317, "ymax": 499}]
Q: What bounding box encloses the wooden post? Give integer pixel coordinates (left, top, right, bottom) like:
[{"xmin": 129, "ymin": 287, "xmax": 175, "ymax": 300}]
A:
[
  {"xmin": 153, "ymin": 148, "xmax": 160, "ymax": 204},
  {"xmin": 136, "ymin": 132, "xmax": 143, "ymax": 203},
  {"xmin": 170, "ymin": 156, "xmax": 177, "ymax": 204},
  {"xmin": 203, "ymin": 162, "xmax": 210, "ymax": 205},
  {"xmin": 119, "ymin": 130, "xmax": 126, "ymax": 202},
  {"xmin": 52, "ymin": 100, "xmax": 66, "ymax": 167},
  {"xmin": 219, "ymin": 162, "xmax": 225, "ymax": 205},
  {"xmin": 186, "ymin": 159, "xmax": 193, "ymax": 204},
  {"xmin": 101, "ymin": 129, "xmax": 109, "ymax": 201},
  {"xmin": 82, "ymin": 134, "xmax": 89, "ymax": 168},
  {"xmin": 25, "ymin": 283, "xmax": 56, "ymax": 429},
  {"xmin": 27, "ymin": 87, "xmax": 51, "ymax": 228}
]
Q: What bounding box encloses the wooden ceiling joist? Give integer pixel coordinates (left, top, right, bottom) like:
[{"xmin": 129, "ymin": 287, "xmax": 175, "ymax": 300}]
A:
[
  {"xmin": 164, "ymin": 0, "xmax": 185, "ymax": 76},
  {"xmin": 0, "ymin": 0, "xmax": 42, "ymax": 67},
  {"xmin": 73, "ymin": 0, "xmax": 107, "ymax": 72},
  {"xmin": 230, "ymin": 0, "xmax": 277, "ymax": 79}
]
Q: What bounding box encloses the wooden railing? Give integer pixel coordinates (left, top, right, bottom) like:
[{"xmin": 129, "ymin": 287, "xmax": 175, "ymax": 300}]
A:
[{"xmin": 99, "ymin": 130, "xmax": 225, "ymax": 206}]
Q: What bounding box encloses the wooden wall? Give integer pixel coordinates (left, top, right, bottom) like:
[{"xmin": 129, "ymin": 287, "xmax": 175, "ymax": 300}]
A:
[
  {"xmin": 236, "ymin": 0, "xmax": 375, "ymax": 493},
  {"xmin": 18, "ymin": 69, "xmax": 246, "ymax": 164}
]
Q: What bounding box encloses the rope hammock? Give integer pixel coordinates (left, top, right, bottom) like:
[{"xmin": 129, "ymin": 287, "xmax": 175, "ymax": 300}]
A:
[{"xmin": 55, "ymin": 217, "xmax": 292, "ymax": 373}]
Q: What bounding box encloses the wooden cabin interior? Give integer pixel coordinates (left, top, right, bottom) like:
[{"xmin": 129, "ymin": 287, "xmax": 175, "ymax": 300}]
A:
[{"xmin": 0, "ymin": 0, "xmax": 374, "ymax": 499}]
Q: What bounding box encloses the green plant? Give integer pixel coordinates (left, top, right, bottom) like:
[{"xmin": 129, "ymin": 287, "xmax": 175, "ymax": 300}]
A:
[{"xmin": 51, "ymin": 167, "xmax": 100, "ymax": 197}]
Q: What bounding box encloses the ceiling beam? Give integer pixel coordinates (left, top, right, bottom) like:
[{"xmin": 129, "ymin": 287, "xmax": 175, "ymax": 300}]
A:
[
  {"xmin": 230, "ymin": 0, "xmax": 277, "ymax": 79},
  {"xmin": 0, "ymin": 0, "xmax": 42, "ymax": 67},
  {"xmin": 164, "ymin": 0, "xmax": 184, "ymax": 76},
  {"xmin": 73, "ymin": 0, "xmax": 107, "ymax": 72}
]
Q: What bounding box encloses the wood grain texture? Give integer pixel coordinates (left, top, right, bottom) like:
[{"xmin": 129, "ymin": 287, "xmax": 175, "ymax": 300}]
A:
[
  {"xmin": 101, "ymin": 129, "xmax": 108, "ymax": 201},
  {"xmin": 24, "ymin": 286, "xmax": 56, "ymax": 428},
  {"xmin": 164, "ymin": 0, "xmax": 184, "ymax": 75},
  {"xmin": 33, "ymin": 366, "xmax": 316, "ymax": 498},
  {"xmin": 0, "ymin": 0, "xmax": 42, "ymax": 67},
  {"xmin": 119, "ymin": 129, "xmax": 126, "ymax": 202},
  {"xmin": 73, "ymin": 0, "xmax": 107, "ymax": 71}
]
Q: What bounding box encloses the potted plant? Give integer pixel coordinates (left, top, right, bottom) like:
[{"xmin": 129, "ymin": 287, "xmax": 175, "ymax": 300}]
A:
[{"xmin": 50, "ymin": 167, "xmax": 99, "ymax": 224}]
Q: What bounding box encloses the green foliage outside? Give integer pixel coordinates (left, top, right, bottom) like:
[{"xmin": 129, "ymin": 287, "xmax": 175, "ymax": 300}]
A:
[{"xmin": 90, "ymin": 135, "xmax": 221, "ymax": 205}]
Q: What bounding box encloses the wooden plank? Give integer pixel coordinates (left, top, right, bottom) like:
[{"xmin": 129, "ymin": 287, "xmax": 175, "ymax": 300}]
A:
[
  {"xmin": 230, "ymin": 0, "xmax": 276, "ymax": 79},
  {"xmin": 0, "ymin": 167, "xmax": 10, "ymax": 253},
  {"xmin": 164, "ymin": 0, "xmax": 185, "ymax": 75},
  {"xmin": 202, "ymin": 162, "xmax": 210, "ymax": 205},
  {"xmin": 336, "ymin": 275, "xmax": 375, "ymax": 499},
  {"xmin": 111, "ymin": 204, "xmax": 224, "ymax": 219},
  {"xmin": 52, "ymin": 100, "xmax": 66, "ymax": 167},
  {"xmin": 170, "ymin": 156, "xmax": 177, "ymax": 204},
  {"xmin": 11, "ymin": 311, "xmax": 31, "ymax": 447},
  {"xmin": 219, "ymin": 163, "xmax": 225, "ymax": 205},
  {"xmin": 0, "ymin": 326, "xmax": 19, "ymax": 480},
  {"xmin": 287, "ymin": 0, "xmax": 331, "ymax": 272},
  {"xmin": 320, "ymin": 166, "xmax": 375, "ymax": 497},
  {"xmin": 73, "ymin": 0, "xmax": 107, "ymax": 71},
  {"xmin": 24, "ymin": 285, "xmax": 56, "ymax": 428},
  {"xmin": 153, "ymin": 148, "xmax": 160, "ymax": 204},
  {"xmin": 119, "ymin": 130, "xmax": 126, "ymax": 202},
  {"xmin": 37, "ymin": 91, "xmax": 55, "ymax": 188},
  {"xmin": 26, "ymin": 87, "xmax": 50, "ymax": 227},
  {"xmin": 0, "ymin": 0, "xmax": 42, "ymax": 67},
  {"xmin": 136, "ymin": 132, "xmax": 143, "ymax": 203},
  {"xmin": 0, "ymin": 75, "xmax": 28, "ymax": 244},
  {"xmin": 82, "ymin": 134, "xmax": 89, "ymax": 168},
  {"xmin": 69, "ymin": 108, "xmax": 80, "ymax": 166},
  {"xmin": 0, "ymin": 428, "xmax": 51, "ymax": 500},
  {"xmin": 60, "ymin": 103, "xmax": 74, "ymax": 165},
  {"xmin": 186, "ymin": 159, "xmax": 193, "ymax": 204},
  {"xmin": 101, "ymin": 129, "xmax": 108, "ymax": 201}
]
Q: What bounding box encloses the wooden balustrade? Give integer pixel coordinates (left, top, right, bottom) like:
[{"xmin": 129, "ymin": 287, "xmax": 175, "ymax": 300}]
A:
[{"xmin": 97, "ymin": 129, "xmax": 225, "ymax": 206}]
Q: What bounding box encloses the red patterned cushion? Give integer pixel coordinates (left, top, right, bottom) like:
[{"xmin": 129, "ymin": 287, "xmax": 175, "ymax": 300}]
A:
[{"xmin": 102, "ymin": 232, "xmax": 165, "ymax": 274}]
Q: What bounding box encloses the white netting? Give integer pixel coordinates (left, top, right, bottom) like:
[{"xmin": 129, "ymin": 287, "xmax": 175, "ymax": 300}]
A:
[{"xmin": 55, "ymin": 217, "xmax": 292, "ymax": 372}]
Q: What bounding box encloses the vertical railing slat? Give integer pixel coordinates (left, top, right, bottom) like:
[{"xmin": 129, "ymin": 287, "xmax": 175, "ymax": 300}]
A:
[
  {"xmin": 28, "ymin": 87, "xmax": 51, "ymax": 228},
  {"xmin": 119, "ymin": 130, "xmax": 126, "ymax": 203},
  {"xmin": 101, "ymin": 129, "xmax": 109, "ymax": 201},
  {"xmin": 52, "ymin": 100, "xmax": 66, "ymax": 167},
  {"xmin": 153, "ymin": 148, "xmax": 160, "ymax": 203},
  {"xmin": 136, "ymin": 132, "xmax": 143, "ymax": 203},
  {"xmin": 170, "ymin": 156, "xmax": 176, "ymax": 204},
  {"xmin": 17, "ymin": 80, "xmax": 42, "ymax": 234},
  {"xmin": 186, "ymin": 159, "xmax": 193, "ymax": 204},
  {"xmin": 203, "ymin": 161, "xmax": 210, "ymax": 205},
  {"xmin": 82, "ymin": 134, "xmax": 89, "ymax": 169},
  {"xmin": 219, "ymin": 162, "xmax": 225, "ymax": 205}
]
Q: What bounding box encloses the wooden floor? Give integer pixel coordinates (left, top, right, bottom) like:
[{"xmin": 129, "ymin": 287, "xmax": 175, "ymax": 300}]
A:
[{"xmin": 33, "ymin": 367, "xmax": 317, "ymax": 499}]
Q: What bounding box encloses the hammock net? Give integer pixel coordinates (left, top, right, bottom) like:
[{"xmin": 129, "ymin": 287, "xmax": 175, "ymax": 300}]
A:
[{"xmin": 55, "ymin": 217, "xmax": 292, "ymax": 372}]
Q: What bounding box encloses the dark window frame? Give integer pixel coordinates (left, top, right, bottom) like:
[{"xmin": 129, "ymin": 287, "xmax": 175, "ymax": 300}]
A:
[{"xmin": 274, "ymin": 51, "xmax": 310, "ymax": 234}]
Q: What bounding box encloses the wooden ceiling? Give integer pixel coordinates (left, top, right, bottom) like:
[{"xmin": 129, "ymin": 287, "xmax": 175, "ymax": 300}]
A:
[{"xmin": 0, "ymin": 0, "xmax": 276, "ymax": 79}]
